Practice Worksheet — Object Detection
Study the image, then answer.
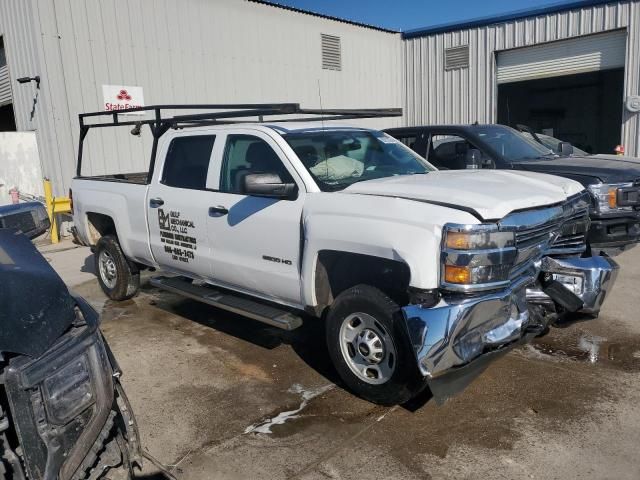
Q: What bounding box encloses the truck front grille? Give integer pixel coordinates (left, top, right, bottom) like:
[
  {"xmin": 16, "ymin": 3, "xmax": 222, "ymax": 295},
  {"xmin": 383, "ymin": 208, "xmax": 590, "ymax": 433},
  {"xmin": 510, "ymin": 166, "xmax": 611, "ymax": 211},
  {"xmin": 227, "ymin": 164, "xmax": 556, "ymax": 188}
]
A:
[{"xmin": 502, "ymin": 192, "xmax": 591, "ymax": 278}]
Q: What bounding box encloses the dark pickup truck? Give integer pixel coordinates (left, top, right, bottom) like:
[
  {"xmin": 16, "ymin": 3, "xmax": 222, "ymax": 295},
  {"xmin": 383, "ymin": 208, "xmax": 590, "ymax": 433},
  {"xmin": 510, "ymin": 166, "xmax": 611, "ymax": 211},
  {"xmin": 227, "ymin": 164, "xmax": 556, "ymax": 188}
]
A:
[{"xmin": 385, "ymin": 124, "xmax": 640, "ymax": 254}]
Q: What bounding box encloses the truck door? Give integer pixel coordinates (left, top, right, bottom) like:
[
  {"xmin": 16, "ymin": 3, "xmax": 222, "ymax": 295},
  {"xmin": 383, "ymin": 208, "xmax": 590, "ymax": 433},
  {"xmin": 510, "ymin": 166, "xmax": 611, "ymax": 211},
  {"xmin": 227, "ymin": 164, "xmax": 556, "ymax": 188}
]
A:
[
  {"xmin": 204, "ymin": 130, "xmax": 305, "ymax": 307},
  {"xmin": 147, "ymin": 133, "xmax": 217, "ymax": 278}
]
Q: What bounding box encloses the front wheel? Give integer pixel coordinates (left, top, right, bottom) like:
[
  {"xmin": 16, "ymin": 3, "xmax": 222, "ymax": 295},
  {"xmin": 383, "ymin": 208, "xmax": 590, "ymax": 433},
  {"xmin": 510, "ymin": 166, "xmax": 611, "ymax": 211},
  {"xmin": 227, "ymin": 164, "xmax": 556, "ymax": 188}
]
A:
[
  {"xmin": 325, "ymin": 285, "xmax": 425, "ymax": 405},
  {"xmin": 95, "ymin": 235, "xmax": 140, "ymax": 301}
]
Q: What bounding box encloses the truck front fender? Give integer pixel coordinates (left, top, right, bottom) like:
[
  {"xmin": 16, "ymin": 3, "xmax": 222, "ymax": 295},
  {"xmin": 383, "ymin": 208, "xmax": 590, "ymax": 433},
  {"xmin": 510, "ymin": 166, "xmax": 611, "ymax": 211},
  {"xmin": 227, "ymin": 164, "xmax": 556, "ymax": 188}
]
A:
[{"xmin": 301, "ymin": 193, "xmax": 479, "ymax": 309}]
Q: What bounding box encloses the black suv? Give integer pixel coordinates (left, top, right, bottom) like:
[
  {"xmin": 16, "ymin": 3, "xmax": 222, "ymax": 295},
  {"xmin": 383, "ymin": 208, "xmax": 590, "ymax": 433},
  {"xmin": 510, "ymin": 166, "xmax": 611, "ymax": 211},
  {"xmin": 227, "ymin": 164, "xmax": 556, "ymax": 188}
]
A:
[{"xmin": 385, "ymin": 124, "xmax": 640, "ymax": 254}]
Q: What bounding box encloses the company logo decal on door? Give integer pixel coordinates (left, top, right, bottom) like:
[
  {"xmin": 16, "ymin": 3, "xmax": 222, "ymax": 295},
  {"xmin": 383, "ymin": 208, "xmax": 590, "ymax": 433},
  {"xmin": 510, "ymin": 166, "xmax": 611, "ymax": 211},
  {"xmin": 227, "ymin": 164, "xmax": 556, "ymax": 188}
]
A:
[{"xmin": 158, "ymin": 208, "xmax": 197, "ymax": 263}]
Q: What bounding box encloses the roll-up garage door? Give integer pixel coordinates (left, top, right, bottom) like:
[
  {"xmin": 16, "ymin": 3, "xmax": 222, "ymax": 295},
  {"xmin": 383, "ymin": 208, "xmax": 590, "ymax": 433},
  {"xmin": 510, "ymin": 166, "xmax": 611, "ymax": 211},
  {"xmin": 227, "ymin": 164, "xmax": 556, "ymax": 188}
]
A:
[
  {"xmin": 0, "ymin": 65, "xmax": 12, "ymax": 106},
  {"xmin": 496, "ymin": 30, "xmax": 627, "ymax": 84}
]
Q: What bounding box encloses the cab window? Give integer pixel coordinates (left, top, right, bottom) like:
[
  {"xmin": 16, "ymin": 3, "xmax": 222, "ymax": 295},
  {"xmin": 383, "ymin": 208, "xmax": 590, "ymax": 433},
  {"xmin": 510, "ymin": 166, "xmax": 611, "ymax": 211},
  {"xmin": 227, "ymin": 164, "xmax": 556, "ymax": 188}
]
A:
[
  {"xmin": 161, "ymin": 135, "xmax": 216, "ymax": 189},
  {"xmin": 427, "ymin": 134, "xmax": 494, "ymax": 170},
  {"xmin": 389, "ymin": 132, "xmax": 426, "ymax": 156},
  {"xmin": 220, "ymin": 135, "xmax": 294, "ymax": 194}
]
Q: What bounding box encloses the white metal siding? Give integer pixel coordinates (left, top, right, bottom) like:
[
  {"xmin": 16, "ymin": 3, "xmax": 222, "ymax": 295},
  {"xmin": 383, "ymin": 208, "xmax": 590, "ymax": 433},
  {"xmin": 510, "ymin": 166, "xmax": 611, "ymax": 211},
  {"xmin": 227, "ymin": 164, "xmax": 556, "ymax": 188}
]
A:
[
  {"xmin": 404, "ymin": 0, "xmax": 640, "ymax": 157},
  {"xmin": 2, "ymin": 0, "xmax": 403, "ymax": 195},
  {"xmin": 497, "ymin": 30, "xmax": 627, "ymax": 83},
  {"xmin": 0, "ymin": 0, "xmax": 68, "ymax": 198},
  {"xmin": 0, "ymin": 65, "xmax": 12, "ymax": 105}
]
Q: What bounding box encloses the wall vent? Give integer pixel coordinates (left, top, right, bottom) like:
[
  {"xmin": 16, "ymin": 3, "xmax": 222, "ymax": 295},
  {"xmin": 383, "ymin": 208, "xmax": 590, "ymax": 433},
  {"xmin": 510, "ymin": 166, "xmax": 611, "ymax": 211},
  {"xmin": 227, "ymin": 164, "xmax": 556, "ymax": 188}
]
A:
[
  {"xmin": 321, "ymin": 34, "xmax": 341, "ymax": 71},
  {"xmin": 444, "ymin": 45, "xmax": 469, "ymax": 70}
]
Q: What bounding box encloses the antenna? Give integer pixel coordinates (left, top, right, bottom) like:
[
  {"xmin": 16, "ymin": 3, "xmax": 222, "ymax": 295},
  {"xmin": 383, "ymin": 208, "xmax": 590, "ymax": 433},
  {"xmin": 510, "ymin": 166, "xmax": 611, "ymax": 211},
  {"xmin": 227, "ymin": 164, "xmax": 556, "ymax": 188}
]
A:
[
  {"xmin": 317, "ymin": 79, "xmax": 325, "ymax": 130},
  {"xmin": 317, "ymin": 79, "xmax": 328, "ymax": 178}
]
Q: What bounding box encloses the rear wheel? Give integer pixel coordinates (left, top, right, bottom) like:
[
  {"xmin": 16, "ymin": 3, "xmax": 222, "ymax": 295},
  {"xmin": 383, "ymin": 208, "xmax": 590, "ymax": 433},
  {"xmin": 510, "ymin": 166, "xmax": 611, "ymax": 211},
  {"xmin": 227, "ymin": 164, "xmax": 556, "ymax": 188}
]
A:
[
  {"xmin": 326, "ymin": 284, "xmax": 425, "ymax": 405},
  {"xmin": 95, "ymin": 235, "xmax": 139, "ymax": 301}
]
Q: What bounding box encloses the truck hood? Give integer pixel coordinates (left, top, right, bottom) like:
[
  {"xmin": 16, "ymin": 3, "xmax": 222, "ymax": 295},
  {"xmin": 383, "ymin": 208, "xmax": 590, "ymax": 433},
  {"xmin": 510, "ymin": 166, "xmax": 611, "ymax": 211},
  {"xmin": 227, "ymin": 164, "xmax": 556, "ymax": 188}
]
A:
[
  {"xmin": 590, "ymin": 154, "xmax": 640, "ymax": 165},
  {"xmin": 0, "ymin": 229, "xmax": 77, "ymax": 357},
  {"xmin": 344, "ymin": 170, "xmax": 583, "ymax": 220},
  {"xmin": 513, "ymin": 155, "xmax": 640, "ymax": 184}
]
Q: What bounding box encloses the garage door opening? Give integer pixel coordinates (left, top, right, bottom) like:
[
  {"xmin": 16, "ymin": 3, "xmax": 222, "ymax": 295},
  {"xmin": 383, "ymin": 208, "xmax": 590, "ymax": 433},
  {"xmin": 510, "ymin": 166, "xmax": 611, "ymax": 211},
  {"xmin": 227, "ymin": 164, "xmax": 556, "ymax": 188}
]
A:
[
  {"xmin": 0, "ymin": 104, "xmax": 16, "ymax": 131},
  {"xmin": 498, "ymin": 69, "xmax": 624, "ymax": 154},
  {"xmin": 496, "ymin": 30, "xmax": 627, "ymax": 155},
  {"xmin": 0, "ymin": 36, "xmax": 16, "ymax": 131}
]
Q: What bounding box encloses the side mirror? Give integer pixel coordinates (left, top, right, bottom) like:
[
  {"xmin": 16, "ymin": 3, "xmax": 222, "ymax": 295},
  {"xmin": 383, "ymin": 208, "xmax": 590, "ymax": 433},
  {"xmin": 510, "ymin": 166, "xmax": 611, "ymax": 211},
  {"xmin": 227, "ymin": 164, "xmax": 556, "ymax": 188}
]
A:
[
  {"xmin": 243, "ymin": 173, "xmax": 297, "ymax": 199},
  {"xmin": 465, "ymin": 149, "xmax": 482, "ymax": 169},
  {"xmin": 557, "ymin": 142, "xmax": 574, "ymax": 156}
]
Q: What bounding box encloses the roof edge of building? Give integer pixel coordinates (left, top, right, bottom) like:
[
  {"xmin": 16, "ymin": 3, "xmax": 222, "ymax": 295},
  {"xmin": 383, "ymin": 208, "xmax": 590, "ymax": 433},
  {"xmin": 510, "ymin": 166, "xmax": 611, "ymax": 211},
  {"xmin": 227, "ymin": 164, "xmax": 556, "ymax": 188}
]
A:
[
  {"xmin": 247, "ymin": 0, "xmax": 399, "ymax": 34},
  {"xmin": 402, "ymin": 0, "xmax": 623, "ymax": 39}
]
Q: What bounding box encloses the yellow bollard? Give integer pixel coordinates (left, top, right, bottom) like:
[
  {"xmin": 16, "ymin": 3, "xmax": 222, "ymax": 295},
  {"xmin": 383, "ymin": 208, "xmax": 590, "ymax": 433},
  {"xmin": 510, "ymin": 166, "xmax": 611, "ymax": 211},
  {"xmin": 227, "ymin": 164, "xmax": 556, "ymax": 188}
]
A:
[
  {"xmin": 43, "ymin": 178, "xmax": 72, "ymax": 244},
  {"xmin": 43, "ymin": 178, "xmax": 57, "ymax": 243}
]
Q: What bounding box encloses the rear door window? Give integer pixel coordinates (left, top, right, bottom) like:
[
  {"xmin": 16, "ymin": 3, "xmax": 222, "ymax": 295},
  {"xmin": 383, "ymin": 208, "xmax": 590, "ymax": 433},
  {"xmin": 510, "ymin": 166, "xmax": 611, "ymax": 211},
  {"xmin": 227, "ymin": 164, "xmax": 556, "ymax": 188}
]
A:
[
  {"xmin": 161, "ymin": 135, "xmax": 216, "ymax": 190},
  {"xmin": 388, "ymin": 131, "xmax": 427, "ymax": 157}
]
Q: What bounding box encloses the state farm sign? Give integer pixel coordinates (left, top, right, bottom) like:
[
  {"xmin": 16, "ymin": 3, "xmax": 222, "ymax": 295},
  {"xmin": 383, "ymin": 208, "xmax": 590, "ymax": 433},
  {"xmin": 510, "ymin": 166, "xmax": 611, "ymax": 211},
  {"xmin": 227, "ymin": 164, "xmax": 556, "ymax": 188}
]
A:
[{"xmin": 102, "ymin": 85, "xmax": 145, "ymax": 115}]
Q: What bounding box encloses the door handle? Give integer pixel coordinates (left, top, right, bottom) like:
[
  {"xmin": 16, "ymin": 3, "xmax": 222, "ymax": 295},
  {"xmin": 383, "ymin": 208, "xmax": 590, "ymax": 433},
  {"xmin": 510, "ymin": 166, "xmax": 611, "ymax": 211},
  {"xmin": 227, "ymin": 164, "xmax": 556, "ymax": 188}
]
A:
[
  {"xmin": 209, "ymin": 206, "xmax": 229, "ymax": 217},
  {"xmin": 149, "ymin": 197, "xmax": 164, "ymax": 208}
]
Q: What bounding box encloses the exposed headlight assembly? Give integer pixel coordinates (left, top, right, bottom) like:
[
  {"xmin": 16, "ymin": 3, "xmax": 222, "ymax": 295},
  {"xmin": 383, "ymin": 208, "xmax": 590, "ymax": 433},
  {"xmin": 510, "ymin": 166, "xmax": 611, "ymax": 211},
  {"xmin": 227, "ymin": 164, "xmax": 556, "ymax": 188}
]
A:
[
  {"xmin": 588, "ymin": 183, "xmax": 637, "ymax": 214},
  {"xmin": 43, "ymin": 354, "xmax": 95, "ymax": 425},
  {"xmin": 441, "ymin": 225, "xmax": 517, "ymax": 291},
  {"xmin": 4, "ymin": 328, "xmax": 115, "ymax": 480}
]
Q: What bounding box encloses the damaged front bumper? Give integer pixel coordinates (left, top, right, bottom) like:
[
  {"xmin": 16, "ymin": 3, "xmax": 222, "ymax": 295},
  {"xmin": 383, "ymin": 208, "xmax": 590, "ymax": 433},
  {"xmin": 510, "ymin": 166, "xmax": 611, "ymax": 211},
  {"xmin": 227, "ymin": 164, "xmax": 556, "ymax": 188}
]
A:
[
  {"xmin": 528, "ymin": 255, "xmax": 619, "ymax": 317},
  {"xmin": 402, "ymin": 255, "xmax": 619, "ymax": 402}
]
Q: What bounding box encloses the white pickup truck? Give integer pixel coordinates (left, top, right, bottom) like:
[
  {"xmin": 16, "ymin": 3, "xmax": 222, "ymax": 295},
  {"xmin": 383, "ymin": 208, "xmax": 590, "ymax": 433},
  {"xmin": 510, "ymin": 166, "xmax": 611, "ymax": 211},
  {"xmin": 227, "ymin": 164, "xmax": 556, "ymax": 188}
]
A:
[{"xmin": 71, "ymin": 104, "xmax": 618, "ymax": 405}]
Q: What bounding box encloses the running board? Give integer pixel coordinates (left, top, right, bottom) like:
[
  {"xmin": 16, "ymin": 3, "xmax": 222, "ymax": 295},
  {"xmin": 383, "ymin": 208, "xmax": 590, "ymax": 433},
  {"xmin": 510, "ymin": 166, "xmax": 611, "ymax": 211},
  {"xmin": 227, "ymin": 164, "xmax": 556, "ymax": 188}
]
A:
[{"xmin": 149, "ymin": 276, "xmax": 303, "ymax": 331}]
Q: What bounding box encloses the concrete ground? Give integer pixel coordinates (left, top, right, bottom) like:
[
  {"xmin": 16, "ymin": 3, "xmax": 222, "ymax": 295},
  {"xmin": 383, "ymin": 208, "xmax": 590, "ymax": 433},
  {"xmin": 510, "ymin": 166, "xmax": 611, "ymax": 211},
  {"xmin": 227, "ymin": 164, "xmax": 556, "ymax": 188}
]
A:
[{"xmin": 46, "ymin": 241, "xmax": 640, "ymax": 479}]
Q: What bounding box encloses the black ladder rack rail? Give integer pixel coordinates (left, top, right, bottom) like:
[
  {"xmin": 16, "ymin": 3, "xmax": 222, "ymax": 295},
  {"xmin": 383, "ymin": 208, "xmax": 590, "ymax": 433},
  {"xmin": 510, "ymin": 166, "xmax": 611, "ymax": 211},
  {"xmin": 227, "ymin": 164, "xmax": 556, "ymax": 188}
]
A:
[{"xmin": 76, "ymin": 103, "xmax": 403, "ymax": 182}]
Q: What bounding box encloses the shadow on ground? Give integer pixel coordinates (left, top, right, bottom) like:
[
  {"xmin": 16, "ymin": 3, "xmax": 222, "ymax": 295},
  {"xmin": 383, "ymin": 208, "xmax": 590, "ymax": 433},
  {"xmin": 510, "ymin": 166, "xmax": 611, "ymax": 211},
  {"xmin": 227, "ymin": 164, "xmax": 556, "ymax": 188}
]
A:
[
  {"xmin": 81, "ymin": 254, "xmax": 96, "ymax": 275},
  {"xmin": 140, "ymin": 278, "xmax": 343, "ymax": 386}
]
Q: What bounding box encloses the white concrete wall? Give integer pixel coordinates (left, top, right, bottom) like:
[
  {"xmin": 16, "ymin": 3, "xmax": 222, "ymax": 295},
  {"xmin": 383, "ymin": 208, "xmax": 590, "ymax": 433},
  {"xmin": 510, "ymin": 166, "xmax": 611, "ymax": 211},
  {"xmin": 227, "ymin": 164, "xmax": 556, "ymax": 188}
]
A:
[{"xmin": 0, "ymin": 131, "xmax": 43, "ymax": 205}]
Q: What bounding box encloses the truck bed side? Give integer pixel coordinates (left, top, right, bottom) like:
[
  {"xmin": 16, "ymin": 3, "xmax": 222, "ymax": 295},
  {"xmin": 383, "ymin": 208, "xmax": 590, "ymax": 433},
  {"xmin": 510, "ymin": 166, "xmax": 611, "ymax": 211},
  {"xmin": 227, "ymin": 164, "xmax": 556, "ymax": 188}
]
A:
[
  {"xmin": 71, "ymin": 178, "xmax": 155, "ymax": 266},
  {"xmin": 75, "ymin": 172, "xmax": 149, "ymax": 184}
]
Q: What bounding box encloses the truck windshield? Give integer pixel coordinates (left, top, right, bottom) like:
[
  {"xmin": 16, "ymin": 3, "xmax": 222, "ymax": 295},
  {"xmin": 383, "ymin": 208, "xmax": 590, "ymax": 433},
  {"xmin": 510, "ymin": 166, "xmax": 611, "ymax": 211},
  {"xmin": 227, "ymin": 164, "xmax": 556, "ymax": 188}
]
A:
[
  {"xmin": 473, "ymin": 126, "xmax": 555, "ymax": 161},
  {"xmin": 284, "ymin": 130, "xmax": 433, "ymax": 191},
  {"xmin": 521, "ymin": 132, "xmax": 591, "ymax": 156}
]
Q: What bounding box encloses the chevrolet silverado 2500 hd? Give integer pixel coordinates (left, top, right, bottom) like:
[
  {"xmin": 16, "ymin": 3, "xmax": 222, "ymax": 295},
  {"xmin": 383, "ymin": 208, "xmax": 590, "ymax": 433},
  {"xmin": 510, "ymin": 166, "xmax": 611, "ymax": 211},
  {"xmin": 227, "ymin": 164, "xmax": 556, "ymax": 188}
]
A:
[{"xmin": 71, "ymin": 105, "xmax": 618, "ymax": 405}]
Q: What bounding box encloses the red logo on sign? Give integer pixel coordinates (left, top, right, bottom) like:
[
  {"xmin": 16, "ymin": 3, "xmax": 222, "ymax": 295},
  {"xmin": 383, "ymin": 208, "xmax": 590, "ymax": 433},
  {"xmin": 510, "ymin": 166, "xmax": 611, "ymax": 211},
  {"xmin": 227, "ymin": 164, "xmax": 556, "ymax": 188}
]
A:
[{"xmin": 117, "ymin": 89, "xmax": 132, "ymax": 101}]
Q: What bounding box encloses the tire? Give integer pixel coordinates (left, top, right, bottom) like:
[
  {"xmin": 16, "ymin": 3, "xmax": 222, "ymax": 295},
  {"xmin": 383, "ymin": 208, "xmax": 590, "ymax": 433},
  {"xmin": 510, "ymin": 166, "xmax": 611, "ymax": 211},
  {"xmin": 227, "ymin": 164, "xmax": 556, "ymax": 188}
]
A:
[
  {"xmin": 325, "ymin": 284, "xmax": 425, "ymax": 405},
  {"xmin": 95, "ymin": 235, "xmax": 140, "ymax": 301}
]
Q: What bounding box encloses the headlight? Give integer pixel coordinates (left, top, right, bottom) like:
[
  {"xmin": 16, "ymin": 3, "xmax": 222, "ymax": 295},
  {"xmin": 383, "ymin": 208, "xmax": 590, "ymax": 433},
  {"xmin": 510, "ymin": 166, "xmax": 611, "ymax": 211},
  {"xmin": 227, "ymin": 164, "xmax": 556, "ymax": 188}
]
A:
[
  {"xmin": 43, "ymin": 354, "xmax": 95, "ymax": 425},
  {"xmin": 441, "ymin": 225, "xmax": 517, "ymax": 291},
  {"xmin": 588, "ymin": 183, "xmax": 635, "ymax": 214}
]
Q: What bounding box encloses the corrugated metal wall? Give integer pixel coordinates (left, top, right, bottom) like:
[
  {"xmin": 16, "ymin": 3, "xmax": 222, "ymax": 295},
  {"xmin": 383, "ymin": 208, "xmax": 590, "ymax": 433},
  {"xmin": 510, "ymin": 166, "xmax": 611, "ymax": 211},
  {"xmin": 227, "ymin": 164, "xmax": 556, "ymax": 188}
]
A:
[
  {"xmin": 404, "ymin": 0, "xmax": 640, "ymax": 156},
  {"xmin": 0, "ymin": 65, "xmax": 12, "ymax": 105},
  {"xmin": 4, "ymin": 0, "xmax": 640, "ymax": 195},
  {"xmin": 1, "ymin": 0, "xmax": 403, "ymax": 195}
]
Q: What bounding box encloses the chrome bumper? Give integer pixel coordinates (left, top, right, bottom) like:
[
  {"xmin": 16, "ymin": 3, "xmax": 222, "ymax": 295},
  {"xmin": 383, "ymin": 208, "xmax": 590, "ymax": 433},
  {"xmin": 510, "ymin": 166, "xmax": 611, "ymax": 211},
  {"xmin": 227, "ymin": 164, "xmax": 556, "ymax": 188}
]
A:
[
  {"xmin": 402, "ymin": 255, "xmax": 618, "ymax": 385},
  {"xmin": 536, "ymin": 255, "xmax": 619, "ymax": 315},
  {"xmin": 402, "ymin": 278, "xmax": 534, "ymax": 379}
]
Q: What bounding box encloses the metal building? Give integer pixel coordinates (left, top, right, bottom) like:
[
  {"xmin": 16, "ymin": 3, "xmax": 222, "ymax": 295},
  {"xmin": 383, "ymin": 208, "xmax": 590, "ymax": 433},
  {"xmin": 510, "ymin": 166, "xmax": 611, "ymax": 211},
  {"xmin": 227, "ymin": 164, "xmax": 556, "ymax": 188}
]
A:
[
  {"xmin": 403, "ymin": 0, "xmax": 640, "ymax": 156},
  {"xmin": 2, "ymin": 0, "xmax": 640, "ymax": 198},
  {"xmin": 0, "ymin": 0, "xmax": 403, "ymax": 195}
]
